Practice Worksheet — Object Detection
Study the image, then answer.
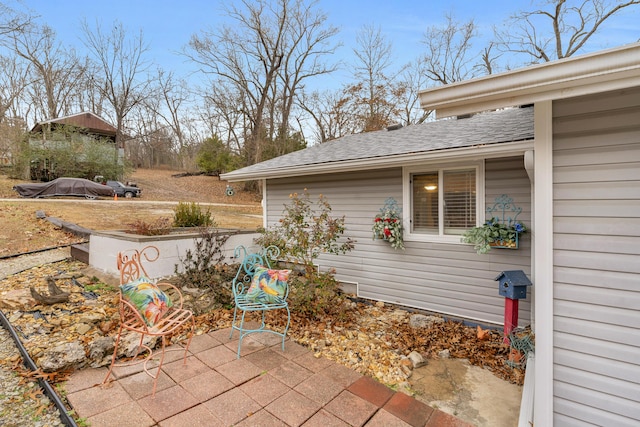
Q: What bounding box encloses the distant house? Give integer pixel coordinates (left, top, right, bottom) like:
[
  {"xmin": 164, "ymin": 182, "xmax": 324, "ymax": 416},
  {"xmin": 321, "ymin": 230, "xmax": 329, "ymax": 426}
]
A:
[
  {"xmin": 222, "ymin": 42, "xmax": 640, "ymax": 426},
  {"xmin": 29, "ymin": 111, "xmax": 119, "ymax": 181}
]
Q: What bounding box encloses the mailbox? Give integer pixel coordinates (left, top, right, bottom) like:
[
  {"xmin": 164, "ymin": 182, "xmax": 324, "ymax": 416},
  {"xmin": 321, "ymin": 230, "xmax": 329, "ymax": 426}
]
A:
[{"xmin": 495, "ymin": 270, "xmax": 532, "ymax": 300}]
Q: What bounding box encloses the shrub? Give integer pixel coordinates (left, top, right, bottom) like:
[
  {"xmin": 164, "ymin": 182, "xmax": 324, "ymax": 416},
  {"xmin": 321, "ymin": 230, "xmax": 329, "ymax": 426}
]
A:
[
  {"xmin": 287, "ymin": 269, "xmax": 351, "ymax": 321},
  {"xmin": 173, "ymin": 202, "xmax": 213, "ymax": 227},
  {"xmin": 255, "ymin": 190, "xmax": 355, "ymax": 319},
  {"xmin": 255, "ymin": 189, "xmax": 355, "ymax": 275},
  {"xmin": 125, "ymin": 217, "xmax": 172, "ymax": 235},
  {"xmin": 174, "ymin": 227, "xmax": 235, "ymax": 307}
]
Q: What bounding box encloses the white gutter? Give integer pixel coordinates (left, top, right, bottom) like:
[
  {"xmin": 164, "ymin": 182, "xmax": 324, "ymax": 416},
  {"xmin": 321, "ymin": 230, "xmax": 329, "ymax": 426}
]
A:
[
  {"xmin": 221, "ymin": 139, "xmax": 533, "ymax": 182},
  {"xmin": 419, "ymin": 42, "xmax": 640, "ymax": 118}
]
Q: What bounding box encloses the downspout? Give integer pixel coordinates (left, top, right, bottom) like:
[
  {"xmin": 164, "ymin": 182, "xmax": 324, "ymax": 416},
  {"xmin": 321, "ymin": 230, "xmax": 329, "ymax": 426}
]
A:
[
  {"xmin": 524, "ymin": 149, "xmax": 535, "ymax": 332},
  {"xmin": 520, "ymin": 149, "xmax": 536, "ymax": 427},
  {"xmin": 524, "ymin": 150, "xmax": 534, "ymax": 184},
  {"xmin": 262, "ymin": 178, "xmax": 268, "ymax": 229}
]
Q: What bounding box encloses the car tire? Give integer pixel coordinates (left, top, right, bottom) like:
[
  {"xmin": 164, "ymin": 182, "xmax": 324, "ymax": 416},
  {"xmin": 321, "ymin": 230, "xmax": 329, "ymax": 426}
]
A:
[{"xmin": 124, "ymin": 191, "xmax": 134, "ymax": 198}]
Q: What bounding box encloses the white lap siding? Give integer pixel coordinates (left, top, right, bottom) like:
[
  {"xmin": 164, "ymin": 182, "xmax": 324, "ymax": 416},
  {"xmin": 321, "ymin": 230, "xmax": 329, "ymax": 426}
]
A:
[
  {"xmin": 552, "ymin": 87, "xmax": 640, "ymax": 426},
  {"xmin": 265, "ymin": 158, "xmax": 531, "ymax": 326}
]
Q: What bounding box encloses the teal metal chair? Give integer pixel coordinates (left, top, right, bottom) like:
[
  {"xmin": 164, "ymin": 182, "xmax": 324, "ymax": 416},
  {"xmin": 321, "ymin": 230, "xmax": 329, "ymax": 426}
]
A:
[{"xmin": 230, "ymin": 245, "xmax": 291, "ymax": 358}]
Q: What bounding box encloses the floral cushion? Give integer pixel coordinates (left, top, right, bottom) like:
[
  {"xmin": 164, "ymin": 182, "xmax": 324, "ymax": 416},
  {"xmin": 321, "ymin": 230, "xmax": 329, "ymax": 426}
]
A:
[
  {"xmin": 246, "ymin": 266, "xmax": 290, "ymax": 304},
  {"xmin": 120, "ymin": 277, "xmax": 173, "ymax": 326}
]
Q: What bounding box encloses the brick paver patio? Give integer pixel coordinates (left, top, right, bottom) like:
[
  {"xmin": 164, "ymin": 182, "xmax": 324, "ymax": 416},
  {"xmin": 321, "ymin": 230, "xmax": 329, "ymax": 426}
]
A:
[{"xmin": 65, "ymin": 327, "xmax": 473, "ymax": 427}]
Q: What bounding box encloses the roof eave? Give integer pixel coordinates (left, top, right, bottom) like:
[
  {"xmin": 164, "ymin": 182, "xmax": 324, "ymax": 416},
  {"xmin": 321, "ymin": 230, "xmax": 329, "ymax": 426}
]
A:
[
  {"xmin": 221, "ymin": 139, "xmax": 534, "ymax": 182},
  {"xmin": 419, "ymin": 42, "xmax": 640, "ymax": 118}
]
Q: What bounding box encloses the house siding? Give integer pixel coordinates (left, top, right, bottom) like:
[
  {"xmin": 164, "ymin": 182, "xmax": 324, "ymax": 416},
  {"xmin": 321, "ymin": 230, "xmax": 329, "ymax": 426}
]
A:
[
  {"xmin": 265, "ymin": 157, "xmax": 531, "ymax": 326},
  {"xmin": 552, "ymin": 87, "xmax": 640, "ymax": 426}
]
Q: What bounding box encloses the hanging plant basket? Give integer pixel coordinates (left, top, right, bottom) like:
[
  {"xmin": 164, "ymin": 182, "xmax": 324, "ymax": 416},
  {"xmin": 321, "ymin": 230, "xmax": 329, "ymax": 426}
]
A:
[
  {"xmin": 461, "ymin": 194, "xmax": 527, "ymax": 254},
  {"xmin": 372, "ymin": 197, "xmax": 405, "ymax": 250}
]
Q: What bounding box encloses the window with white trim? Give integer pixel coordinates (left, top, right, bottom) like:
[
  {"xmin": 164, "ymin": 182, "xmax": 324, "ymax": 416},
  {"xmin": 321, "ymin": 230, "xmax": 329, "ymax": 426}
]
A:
[{"xmin": 404, "ymin": 164, "xmax": 482, "ymax": 241}]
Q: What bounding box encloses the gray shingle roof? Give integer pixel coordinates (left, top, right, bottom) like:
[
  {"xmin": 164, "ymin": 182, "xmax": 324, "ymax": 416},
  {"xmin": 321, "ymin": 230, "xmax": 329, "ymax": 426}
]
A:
[{"xmin": 221, "ymin": 106, "xmax": 534, "ymax": 181}]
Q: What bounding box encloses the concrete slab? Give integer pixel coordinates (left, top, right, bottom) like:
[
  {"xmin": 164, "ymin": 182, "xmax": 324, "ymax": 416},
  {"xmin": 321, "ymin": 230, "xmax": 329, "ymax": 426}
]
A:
[{"xmin": 410, "ymin": 358, "xmax": 522, "ymax": 427}]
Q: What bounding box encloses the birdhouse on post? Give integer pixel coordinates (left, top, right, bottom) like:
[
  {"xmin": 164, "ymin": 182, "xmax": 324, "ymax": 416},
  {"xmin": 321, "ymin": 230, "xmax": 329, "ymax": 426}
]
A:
[{"xmin": 494, "ymin": 270, "xmax": 532, "ymax": 340}]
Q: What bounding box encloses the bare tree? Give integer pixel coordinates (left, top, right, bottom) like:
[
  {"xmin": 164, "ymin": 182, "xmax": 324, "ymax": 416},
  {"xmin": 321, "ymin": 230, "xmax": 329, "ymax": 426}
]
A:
[
  {"xmin": 395, "ymin": 58, "xmax": 433, "ymax": 126},
  {"xmin": 0, "ymin": 54, "xmax": 28, "ymax": 168},
  {"xmin": 349, "ymin": 24, "xmax": 400, "ymax": 131},
  {"xmin": 0, "ymin": 54, "xmax": 29, "ymax": 123},
  {"xmin": 275, "ymin": 0, "xmax": 339, "ymax": 144},
  {"xmin": 75, "ymin": 60, "xmax": 109, "ymax": 117},
  {"xmin": 299, "ymin": 88, "xmax": 360, "ymax": 143},
  {"xmin": 0, "ymin": 3, "xmax": 32, "ymax": 172},
  {"xmin": 185, "ymin": 0, "xmax": 338, "ymax": 166},
  {"xmin": 496, "ymin": 0, "xmax": 640, "ymax": 63},
  {"xmin": 421, "ymin": 14, "xmax": 481, "ymax": 85},
  {"xmin": 199, "ymin": 82, "xmax": 249, "ymax": 155},
  {"xmin": 125, "ymin": 102, "xmax": 178, "ymax": 169},
  {"xmin": 187, "ymin": 0, "xmax": 282, "ymax": 166},
  {"xmin": 144, "ymin": 68, "xmax": 199, "ymax": 169},
  {"xmin": 7, "ymin": 23, "xmax": 87, "ymax": 120},
  {"xmin": 81, "ymin": 20, "xmax": 152, "ymax": 149},
  {"xmin": 0, "ymin": 2, "xmax": 31, "ymax": 37}
]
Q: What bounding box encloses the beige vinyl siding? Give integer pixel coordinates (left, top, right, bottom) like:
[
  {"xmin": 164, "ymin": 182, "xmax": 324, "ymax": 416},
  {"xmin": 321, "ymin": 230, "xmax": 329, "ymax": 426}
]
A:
[
  {"xmin": 265, "ymin": 157, "xmax": 531, "ymax": 326},
  {"xmin": 552, "ymin": 86, "xmax": 640, "ymax": 426}
]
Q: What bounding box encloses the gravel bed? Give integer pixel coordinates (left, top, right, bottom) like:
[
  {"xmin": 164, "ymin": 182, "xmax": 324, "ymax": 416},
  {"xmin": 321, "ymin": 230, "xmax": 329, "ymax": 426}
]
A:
[
  {"xmin": 0, "ymin": 247, "xmax": 71, "ymax": 280},
  {"xmin": 1, "ymin": 249, "xmax": 73, "ymax": 427},
  {"xmin": 0, "ymin": 325, "xmax": 65, "ymax": 427}
]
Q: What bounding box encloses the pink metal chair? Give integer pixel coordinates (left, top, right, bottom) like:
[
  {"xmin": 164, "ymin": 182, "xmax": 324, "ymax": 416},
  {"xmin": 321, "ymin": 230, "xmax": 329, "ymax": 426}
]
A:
[{"xmin": 102, "ymin": 246, "xmax": 194, "ymax": 397}]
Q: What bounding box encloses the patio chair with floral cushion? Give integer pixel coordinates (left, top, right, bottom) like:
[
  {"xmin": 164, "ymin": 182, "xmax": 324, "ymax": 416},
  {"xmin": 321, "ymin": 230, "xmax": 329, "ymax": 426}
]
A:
[
  {"xmin": 230, "ymin": 245, "xmax": 291, "ymax": 358},
  {"xmin": 102, "ymin": 246, "xmax": 194, "ymax": 397}
]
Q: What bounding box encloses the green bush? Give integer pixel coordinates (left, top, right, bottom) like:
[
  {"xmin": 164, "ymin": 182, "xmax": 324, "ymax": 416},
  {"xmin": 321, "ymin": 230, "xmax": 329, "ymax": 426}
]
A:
[
  {"xmin": 196, "ymin": 135, "xmax": 241, "ymax": 175},
  {"xmin": 173, "ymin": 202, "xmax": 213, "ymax": 227}
]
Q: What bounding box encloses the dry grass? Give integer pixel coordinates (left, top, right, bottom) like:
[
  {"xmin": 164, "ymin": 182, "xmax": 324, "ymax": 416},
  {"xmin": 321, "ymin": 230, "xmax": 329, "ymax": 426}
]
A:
[{"xmin": 0, "ymin": 169, "xmax": 263, "ymax": 257}]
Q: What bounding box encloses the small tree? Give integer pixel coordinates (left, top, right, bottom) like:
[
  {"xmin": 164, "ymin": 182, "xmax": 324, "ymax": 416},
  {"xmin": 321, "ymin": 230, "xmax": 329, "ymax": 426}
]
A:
[
  {"xmin": 257, "ymin": 189, "xmax": 355, "ymax": 274},
  {"xmin": 196, "ymin": 135, "xmax": 240, "ymax": 175},
  {"xmin": 255, "ymin": 190, "xmax": 355, "ymax": 319}
]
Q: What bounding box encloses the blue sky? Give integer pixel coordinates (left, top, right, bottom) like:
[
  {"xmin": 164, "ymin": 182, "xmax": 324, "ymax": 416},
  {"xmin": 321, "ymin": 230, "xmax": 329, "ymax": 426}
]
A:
[{"xmin": 8, "ymin": 0, "xmax": 640, "ymax": 86}]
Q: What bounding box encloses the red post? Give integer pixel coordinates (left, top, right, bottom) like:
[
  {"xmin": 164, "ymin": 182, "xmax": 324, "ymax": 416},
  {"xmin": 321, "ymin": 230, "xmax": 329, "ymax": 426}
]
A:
[{"xmin": 504, "ymin": 297, "xmax": 519, "ymax": 343}]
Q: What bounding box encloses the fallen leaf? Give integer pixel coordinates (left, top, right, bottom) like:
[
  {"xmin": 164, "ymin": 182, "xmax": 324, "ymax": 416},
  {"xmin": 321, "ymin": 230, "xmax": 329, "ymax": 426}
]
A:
[{"xmin": 477, "ymin": 325, "xmax": 490, "ymax": 341}]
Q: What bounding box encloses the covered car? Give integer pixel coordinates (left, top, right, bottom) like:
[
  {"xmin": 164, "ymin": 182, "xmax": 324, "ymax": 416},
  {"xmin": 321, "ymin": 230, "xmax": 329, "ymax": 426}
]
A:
[{"xmin": 13, "ymin": 177, "xmax": 115, "ymax": 199}]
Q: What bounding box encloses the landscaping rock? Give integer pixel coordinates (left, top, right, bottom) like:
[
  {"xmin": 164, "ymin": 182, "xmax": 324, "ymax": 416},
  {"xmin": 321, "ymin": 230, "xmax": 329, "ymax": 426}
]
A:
[
  {"xmin": 120, "ymin": 332, "xmax": 158, "ymax": 357},
  {"xmin": 408, "ymin": 350, "xmax": 427, "ymax": 368},
  {"xmin": 75, "ymin": 323, "xmax": 92, "ymax": 335},
  {"xmin": 409, "ymin": 314, "xmax": 444, "ymax": 329},
  {"xmin": 39, "ymin": 342, "xmax": 86, "ymax": 372},
  {"xmin": 0, "ymin": 289, "xmax": 37, "ymax": 310},
  {"xmin": 88, "ymin": 337, "xmax": 114, "ymax": 367},
  {"xmin": 439, "ymin": 349, "xmax": 451, "ymax": 359}
]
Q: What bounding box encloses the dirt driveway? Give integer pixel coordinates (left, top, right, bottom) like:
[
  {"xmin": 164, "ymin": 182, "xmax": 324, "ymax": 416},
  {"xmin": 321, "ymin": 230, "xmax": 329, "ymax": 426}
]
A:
[{"xmin": 0, "ymin": 169, "xmax": 262, "ymax": 257}]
